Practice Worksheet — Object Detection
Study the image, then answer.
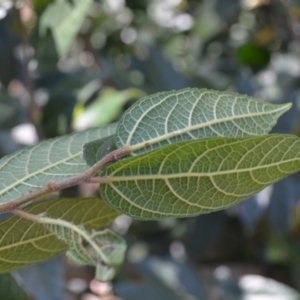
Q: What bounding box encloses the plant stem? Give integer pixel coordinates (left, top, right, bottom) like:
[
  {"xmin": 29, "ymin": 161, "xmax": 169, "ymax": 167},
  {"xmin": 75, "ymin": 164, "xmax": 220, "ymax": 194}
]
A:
[{"xmin": 0, "ymin": 146, "xmax": 130, "ymax": 214}]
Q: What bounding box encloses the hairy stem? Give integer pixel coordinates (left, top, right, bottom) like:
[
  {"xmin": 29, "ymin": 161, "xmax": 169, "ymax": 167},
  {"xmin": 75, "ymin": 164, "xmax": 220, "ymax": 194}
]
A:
[{"xmin": 0, "ymin": 146, "xmax": 130, "ymax": 214}]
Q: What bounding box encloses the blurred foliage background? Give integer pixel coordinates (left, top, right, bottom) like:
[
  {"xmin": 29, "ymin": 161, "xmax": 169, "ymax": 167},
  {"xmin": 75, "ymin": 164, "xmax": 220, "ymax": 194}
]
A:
[{"xmin": 2, "ymin": 0, "xmax": 300, "ymax": 299}]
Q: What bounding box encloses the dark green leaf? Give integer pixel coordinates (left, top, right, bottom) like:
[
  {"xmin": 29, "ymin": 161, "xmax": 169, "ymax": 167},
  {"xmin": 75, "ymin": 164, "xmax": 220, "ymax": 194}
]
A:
[
  {"xmin": 101, "ymin": 135, "xmax": 300, "ymax": 220},
  {"xmin": 40, "ymin": 0, "xmax": 93, "ymax": 57}
]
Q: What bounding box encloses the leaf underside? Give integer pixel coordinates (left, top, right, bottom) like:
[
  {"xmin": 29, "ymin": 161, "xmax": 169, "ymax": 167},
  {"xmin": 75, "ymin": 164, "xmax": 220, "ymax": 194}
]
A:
[
  {"xmin": 115, "ymin": 88, "xmax": 291, "ymax": 154},
  {"xmin": 101, "ymin": 135, "xmax": 300, "ymax": 220},
  {"xmin": 45, "ymin": 222, "xmax": 126, "ymax": 281},
  {"xmin": 0, "ymin": 198, "xmax": 119, "ymax": 273},
  {"xmin": 83, "ymin": 135, "xmax": 117, "ymax": 167},
  {"xmin": 0, "ymin": 124, "xmax": 117, "ymax": 207}
]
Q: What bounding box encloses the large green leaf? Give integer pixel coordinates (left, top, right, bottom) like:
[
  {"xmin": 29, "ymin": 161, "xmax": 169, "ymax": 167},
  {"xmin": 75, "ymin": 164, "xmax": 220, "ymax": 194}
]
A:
[
  {"xmin": 40, "ymin": 0, "xmax": 93, "ymax": 57},
  {"xmin": 0, "ymin": 198, "xmax": 119, "ymax": 273},
  {"xmin": 115, "ymin": 88, "xmax": 291, "ymax": 154},
  {"xmin": 0, "ymin": 124, "xmax": 117, "ymax": 208},
  {"xmin": 101, "ymin": 135, "xmax": 300, "ymax": 220}
]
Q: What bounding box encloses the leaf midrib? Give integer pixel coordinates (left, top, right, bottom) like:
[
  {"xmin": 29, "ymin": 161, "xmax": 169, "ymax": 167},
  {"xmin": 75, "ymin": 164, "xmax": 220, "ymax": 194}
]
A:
[{"xmin": 105, "ymin": 157, "xmax": 295, "ymax": 182}]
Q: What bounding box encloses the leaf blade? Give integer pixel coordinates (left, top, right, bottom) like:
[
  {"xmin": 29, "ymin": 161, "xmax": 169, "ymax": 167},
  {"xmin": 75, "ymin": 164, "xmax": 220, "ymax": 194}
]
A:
[
  {"xmin": 101, "ymin": 135, "xmax": 300, "ymax": 220},
  {"xmin": 0, "ymin": 124, "xmax": 117, "ymax": 206},
  {"xmin": 0, "ymin": 198, "xmax": 119, "ymax": 273},
  {"xmin": 115, "ymin": 88, "xmax": 291, "ymax": 154}
]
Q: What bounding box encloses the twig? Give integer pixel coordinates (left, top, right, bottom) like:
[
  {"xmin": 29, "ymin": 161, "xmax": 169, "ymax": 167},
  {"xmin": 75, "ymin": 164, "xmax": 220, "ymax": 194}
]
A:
[{"xmin": 0, "ymin": 146, "xmax": 130, "ymax": 214}]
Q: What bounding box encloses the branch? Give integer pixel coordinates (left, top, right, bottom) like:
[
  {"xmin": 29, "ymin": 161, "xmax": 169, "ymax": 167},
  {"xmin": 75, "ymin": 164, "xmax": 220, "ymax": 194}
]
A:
[{"xmin": 0, "ymin": 146, "xmax": 130, "ymax": 214}]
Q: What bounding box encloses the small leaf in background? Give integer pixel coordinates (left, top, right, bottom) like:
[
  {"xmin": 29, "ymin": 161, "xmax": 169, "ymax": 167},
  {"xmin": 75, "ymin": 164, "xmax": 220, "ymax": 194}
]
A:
[
  {"xmin": 238, "ymin": 275, "xmax": 300, "ymax": 299},
  {"xmin": 237, "ymin": 43, "xmax": 271, "ymax": 71},
  {"xmin": 40, "ymin": 0, "xmax": 93, "ymax": 57},
  {"xmin": 101, "ymin": 135, "xmax": 300, "ymax": 220},
  {"xmin": 114, "ymin": 257, "xmax": 206, "ymax": 300},
  {"xmin": 0, "ymin": 198, "xmax": 119, "ymax": 273},
  {"xmin": 0, "ymin": 273, "xmax": 30, "ymax": 300},
  {"xmin": 74, "ymin": 87, "xmax": 143, "ymax": 130},
  {"xmin": 0, "ymin": 124, "xmax": 117, "ymax": 206},
  {"xmin": 14, "ymin": 257, "xmax": 63, "ymax": 300},
  {"xmin": 115, "ymin": 88, "xmax": 291, "ymax": 155},
  {"xmin": 193, "ymin": 1, "xmax": 223, "ymax": 41},
  {"xmin": 43, "ymin": 218, "xmax": 126, "ymax": 282},
  {"xmin": 83, "ymin": 135, "xmax": 116, "ymax": 167}
]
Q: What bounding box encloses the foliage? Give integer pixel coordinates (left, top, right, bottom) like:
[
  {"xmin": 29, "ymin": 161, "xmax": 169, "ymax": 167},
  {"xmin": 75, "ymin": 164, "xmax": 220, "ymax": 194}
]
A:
[{"xmin": 1, "ymin": 0, "xmax": 300, "ymax": 299}]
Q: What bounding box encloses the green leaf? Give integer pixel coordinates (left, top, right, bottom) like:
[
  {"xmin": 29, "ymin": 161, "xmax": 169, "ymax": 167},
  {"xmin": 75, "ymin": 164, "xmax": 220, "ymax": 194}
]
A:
[
  {"xmin": 83, "ymin": 135, "xmax": 117, "ymax": 167},
  {"xmin": 0, "ymin": 198, "xmax": 119, "ymax": 273},
  {"xmin": 101, "ymin": 134, "xmax": 300, "ymax": 220},
  {"xmin": 44, "ymin": 218, "xmax": 126, "ymax": 281},
  {"xmin": 115, "ymin": 88, "xmax": 291, "ymax": 155},
  {"xmin": 74, "ymin": 88, "xmax": 143, "ymax": 130},
  {"xmin": 0, "ymin": 273, "xmax": 30, "ymax": 300},
  {"xmin": 238, "ymin": 275, "xmax": 300, "ymax": 299},
  {"xmin": 0, "ymin": 124, "xmax": 117, "ymax": 207},
  {"xmin": 40, "ymin": 0, "xmax": 93, "ymax": 57}
]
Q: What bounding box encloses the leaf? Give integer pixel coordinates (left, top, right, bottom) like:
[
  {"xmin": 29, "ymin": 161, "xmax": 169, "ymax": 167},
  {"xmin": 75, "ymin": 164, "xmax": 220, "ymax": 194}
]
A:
[
  {"xmin": 0, "ymin": 197, "xmax": 119, "ymax": 273},
  {"xmin": 114, "ymin": 257, "xmax": 206, "ymax": 300},
  {"xmin": 115, "ymin": 88, "xmax": 291, "ymax": 155},
  {"xmin": 101, "ymin": 135, "xmax": 300, "ymax": 220},
  {"xmin": 0, "ymin": 124, "xmax": 117, "ymax": 207},
  {"xmin": 83, "ymin": 135, "xmax": 116, "ymax": 167},
  {"xmin": 43, "ymin": 218, "xmax": 126, "ymax": 281},
  {"xmin": 0, "ymin": 273, "xmax": 30, "ymax": 300},
  {"xmin": 238, "ymin": 275, "xmax": 300, "ymax": 299},
  {"xmin": 14, "ymin": 257, "xmax": 63, "ymax": 300},
  {"xmin": 74, "ymin": 88, "xmax": 143, "ymax": 130},
  {"xmin": 40, "ymin": 0, "xmax": 93, "ymax": 57}
]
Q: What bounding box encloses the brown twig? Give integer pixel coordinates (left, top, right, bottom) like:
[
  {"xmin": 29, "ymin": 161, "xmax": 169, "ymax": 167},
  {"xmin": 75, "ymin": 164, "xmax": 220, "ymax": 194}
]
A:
[{"xmin": 0, "ymin": 146, "xmax": 130, "ymax": 214}]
